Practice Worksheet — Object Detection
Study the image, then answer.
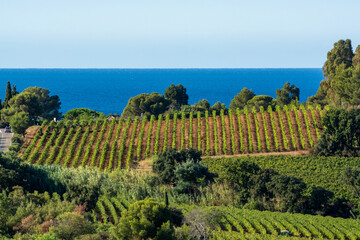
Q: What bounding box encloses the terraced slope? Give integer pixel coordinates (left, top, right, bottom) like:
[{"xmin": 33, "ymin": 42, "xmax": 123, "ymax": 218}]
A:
[{"xmin": 20, "ymin": 105, "xmax": 324, "ymax": 170}]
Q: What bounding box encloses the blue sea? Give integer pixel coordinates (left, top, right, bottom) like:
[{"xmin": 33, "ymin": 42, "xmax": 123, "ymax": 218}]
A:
[{"xmin": 0, "ymin": 69, "xmax": 323, "ymax": 115}]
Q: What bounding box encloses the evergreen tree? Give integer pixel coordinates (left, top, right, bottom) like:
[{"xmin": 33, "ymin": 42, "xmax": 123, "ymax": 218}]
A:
[
  {"xmin": 164, "ymin": 84, "xmax": 189, "ymax": 110},
  {"xmin": 276, "ymin": 82, "xmax": 300, "ymax": 107},
  {"xmin": 229, "ymin": 88, "xmax": 255, "ymax": 110},
  {"xmin": 353, "ymin": 45, "xmax": 360, "ymax": 67},
  {"xmin": 309, "ymin": 39, "xmax": 355, "ymax": 107},
  {"xmin": 3, "ymin": 81, "xmax": 12, "ymax": 108},
  {"xmin": 11, "ymin": 84, "xmax": 18, "ymax": 96}
]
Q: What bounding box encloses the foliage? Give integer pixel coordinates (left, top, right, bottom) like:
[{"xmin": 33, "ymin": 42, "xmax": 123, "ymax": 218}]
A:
[
  {"xmin": 173, "ymin": 160, "xmax": 214, "ymax": 194},
  {"xmin": 113, "ymin": 198, "xmax": 174, "ymax": 240},
  {"xmin": 229, "ymin": 88, "xmax": 255, "ymax": 111},
  {"xmin": 49, "ymin": 212, "xmax": 95, "ymax": 240},
  {"xmin": 63, "ymin": 108, "xmax": 106, "ymax": 121},
  {"xmin": 152, "ymin": 148, "xmax": 202, "ymax": 184},
  {"xmin": 276, "ymin": 82, "xmax": 300, "ymax": 107},
  {"xmin": 246, "ymin": 95, "xmax": 276, "ymax": 111},
  {"xmin": 314, "ymin": 108, "xmax": 360, "ymax": 157},
  {"xmin": 121, "ymin": 93, "xmax": 171, "ymax": 118},
  {"xmin": 164, "ymin": 84, "xmax": 189, "ymax": 110},
  {"xmin": 9, "ymin": 112, "xmax": 30, "ymax": 135}
]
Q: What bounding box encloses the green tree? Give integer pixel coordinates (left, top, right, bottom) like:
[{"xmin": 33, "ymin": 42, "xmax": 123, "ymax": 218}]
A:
[
  {"xmin": 11, "ymin": 85, "xmax": 18, "ymax": 97},
  {"xmin": 9, "ymin": 112, "xmax": 30, "ymax": 135},
  {"xmin": 173, "ymin": 160, "xmax": 214, "ymax": 194},
  {"xmin": 332, "ymin": 65, "xmax": 360, "ymax": 105},
  {"xmin": 314, "ymin": 108, "xmax": 360, "ymax": 157},
  {"xmin": 276, "ymin": 82, "xmax": 300, "ymax": 107},
  {"xmin": 353, "ymin": 45, "xmax": 360, "ymax": 67},
  {"xmin": 122, "ymin": 93, "xmax": 171, "ymax": 118},
  {"xmin": 229, "ymin": 88, "xmax": 255, "ymax": 111},
  {"xmin": 194, "ymin": 99, "xmax": 210, "ymax": 112},
  {"xmin": 1, "ymin": 87, "xmax": 61, "ymax": 124},
  {"xmin": 49, "ymin": 212, "xmax": 95, "ymax": 240},
  {"xmin": 63, "ymin": 108, "xmax": 106, "ymax": 121},
  {"xmin": 309, "ymin": 39, "xmax": 355, "ymax": 106},
  {"xmin": 3, "ymin": 82, "xmax": 12, "ymax": 108},
  {"xmin": 164, "ymin": 84, "xmax": 189, "ymax": 110},
  {"xmin": 114, "ymin": 198, "xmax": 173, "ymax": 240},
  {"xmin": 152, "ymin": 148, "xmax": 202, "ymax": 184},
  {"xmin": 247, "ymin": 95, "xmax": 276, "ymax": 110},
  {"xmin": 210, "ymin": 101, "xmax": 227, "ymax": 114},
  {"xmin": 342, "ymin": 167, "xmax": 360, "ymax": 199}
]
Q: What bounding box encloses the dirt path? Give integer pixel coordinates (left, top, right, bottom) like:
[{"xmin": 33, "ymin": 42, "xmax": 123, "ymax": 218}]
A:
[{"xmin": 206, "ymin": 150, "xmax": 309, "ymax": 159}]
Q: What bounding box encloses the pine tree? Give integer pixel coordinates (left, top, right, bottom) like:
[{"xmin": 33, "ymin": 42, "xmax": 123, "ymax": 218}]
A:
[
  {"xmin": 353, "ymin": 45, "xmax": 360, "ymax": 67},
  {"xmin": 3, "ymin": 81, "xmax": 12, "ymax": 108},
  {"xmin": 11, "ymin": 84, "xmax": 18, "ymax": 96}
]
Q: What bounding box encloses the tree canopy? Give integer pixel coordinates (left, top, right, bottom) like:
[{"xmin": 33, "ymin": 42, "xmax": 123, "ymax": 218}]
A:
[
  {"xmin": 229, "ymin": 88, "xmax": 255, "ymax": 111},
  {"xmin": 276, "ymin": 82, "xmax": 299, "ymax": 107},
  {"xmin": 246, "ymin": 95, "xmax": 276, "ymax": 111},
  {"xmin": 122, "ymin": 93, "xmax": 171, "ymax": 118},
  {"xmin": 164, "ymin": 84, "xmax": 189, "ymax": 110},
  {"xmin": 63, "ymin": 108, "xmax": 106, "ymax": 121},
  {"xmin": 309, "ymin": 39, "xmax": 360, "ymax": 107}
]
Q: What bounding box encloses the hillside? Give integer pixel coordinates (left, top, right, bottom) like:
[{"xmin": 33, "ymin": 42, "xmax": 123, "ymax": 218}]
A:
[{"xmin": 20, "ymin": 105, "xmax": 324, "ymax": 171}]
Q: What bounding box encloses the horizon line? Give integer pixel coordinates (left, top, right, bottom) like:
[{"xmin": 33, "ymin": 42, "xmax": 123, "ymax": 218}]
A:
[{"xmin": 0, "ymin": 67, "xmax": 322, "ymax": 70}]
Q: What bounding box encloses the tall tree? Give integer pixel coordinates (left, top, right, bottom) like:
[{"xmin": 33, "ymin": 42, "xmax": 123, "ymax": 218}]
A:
[
  {"xmin": 164, "ymin": 84, "xmax": 189, "ymax": 110},
  {"xmin": 323, "ymin": 39, "xmax": 354, "ymax": 79},
  {"xmin": 229, "ymin": 88, "xmax": 255, "ymax": 110},
  {"xmin": 353, "ymin": 45, "xmax": 360, "ymax": 67},
  {"xmin": 276, "ymin": 82, "xmax": 300, "ymax": 107},
  {"xmin": 3, "ymin": 81, "xmax": 12, "ymax": 108},
  {"xmin": 11, "ymin": 84, "xmax": 18, "ymax": 97},
  {"xmin": 309, "ymin": 39, "xmax": 355, "ymax": 107}
]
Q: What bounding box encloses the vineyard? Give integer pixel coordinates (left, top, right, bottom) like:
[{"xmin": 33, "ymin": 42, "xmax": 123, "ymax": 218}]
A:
[
  {"xmin": 20, "ymin": 105, "xmax": 324, "ymax": 170},
  {"xmin": 94, "ymin": 199, "xmax": 360, "ymax": 240}
]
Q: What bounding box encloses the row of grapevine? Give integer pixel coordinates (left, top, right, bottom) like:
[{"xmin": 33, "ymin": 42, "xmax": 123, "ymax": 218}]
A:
[
  {"xmin": 244, "ymin": 107, "xmax": 253, "ymax": 153},
  {"xmin": 126, "ymin": 117, "xmax": 140, "ymax": 168},
  {"xmin": 291, "ymin": 105, "xmax": 306, "ymax": 149},
  {"xmin": 172, "ymin": 113, "xmax": 177, "ymax": 149},
  {"xmin": 117, "ymin": 118, "xmax": 132, "ymax": 169},
  {"xmin": 283, "ymin": 105, "xmax": 297, "ymax": 150},
  {"xmin": 212, "ymin": 111, "xmax": 219, "ymax": 154},
  {"xmin": 220, "ymin": 109, "xmax": 228, "ymax": 154},
  {"xmin": 228, "ymin": 109, "xmax": 236, "ymax": 154},
  {"xmin": 81, "ymin": 120, "xmax": 101, "ymax": 167},
  {"xmin": 181, "ymin": 112, "xmax": 186, "ymax": 149},
  {"xmin": 197, "ymin": 111, "xmax": 201, "ymax": 151},
  {"xmin": 267, "ymin": 106, "xmax": 279, "ymax": 151},
  {"xmin": 53, "ymin": 124, "xmax": 76, "ymax": 165},
  {"xmin": 189, "ymin": 112, "xmax": 193, "ymax": 148},
  {"xmin": 90, "ymin": 119, "xmax": 109, "ymax": 167},
  {"xmin": 63, "ymin": 124, "xmax": 83, "ymax": 167},
  {"xmin": 99, "ymin": 119, "xmax": 116, "ymax": 169},
  {"xmin": 144, "ymin": 115, "xmax": 155, "ymax": 158},
  {"xmin": 107, "ymin": 119, "xmax": 124, "ymax": 171},
  {"xmin": 72, "ymin": 121, "xmax": 92, "ymax": 168},
  {"xmin": 260, "ymin": 106, "xmax": 271, "ymax": 151},
  {"xmin": 205, "ymin": 111, "xmax": 210, "ymax": 155},
  {"xmin": 252, "ymin": 107, "xmax": 262, "ymax": 152},
  {"xmin": 153, "ymin": 114, "xmax": 162, "ymax": 155},
  {"xmin": 308, "ymin": 105, "xmax": 321, "ymax": 139},
  {"xmin": 37, "ymin": 122, "xmax": 62, "ymax": 165},
  {"xmin": 275, "ymin": 106, "xmax": 289, "ymax": 150},
  {"xmin": 45, "ymin": 123, "xmax": 68, "ymax": 165},
  {"xmin": 136, "ymin": 116, "xmax": 147, "ymax": 160},
  {"xmin": 22, "ymin": 120, "xmax": 49, "ymax": 160},
  {"xmin": 236, "ymin": 109, "xmax": 245, "ymax": 153},
  {"xmin": 300, "ymin": 105, "xmax": 314, "ymax": 147},
  {"xmin": 28, "ymin": 120, "xmax": 56, "ymax": 163},
  {"xmin": 163, "ymin": 114, "xmax": 170, "ymax": 151}
]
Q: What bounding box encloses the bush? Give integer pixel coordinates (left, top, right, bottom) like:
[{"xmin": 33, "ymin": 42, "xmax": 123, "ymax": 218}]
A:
[
  {"xmin": 113, "ymin": 198, "xmax": 174, "ymax": 240},
  {"xmin": 152, "ymin": 148, "xmax": 202, "ymax": 184},
  {"xmin": 49, "ymin": 212, "xmax": 95, "ymax": 240}
]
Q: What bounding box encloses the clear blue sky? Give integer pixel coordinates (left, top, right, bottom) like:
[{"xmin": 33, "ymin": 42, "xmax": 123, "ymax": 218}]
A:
[{"xmin": 1, "ymin": 0, "xmax": 359, "ymax": 68}]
